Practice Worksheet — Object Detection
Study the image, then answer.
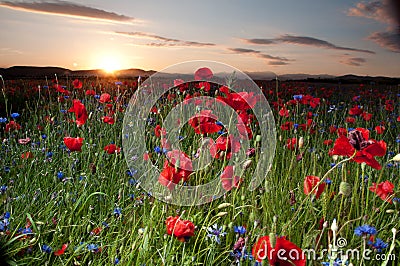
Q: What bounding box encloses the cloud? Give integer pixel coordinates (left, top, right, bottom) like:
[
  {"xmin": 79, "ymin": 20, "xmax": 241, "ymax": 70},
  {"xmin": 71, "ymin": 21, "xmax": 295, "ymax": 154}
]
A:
[
  {"xmin": 115, "ymin": 31, "xmax": 215, "ymax": 47},
  {"xmin": 347, "ymin": 0, "xmax": 397, "ymax": 28},
  {"xmin": 242, "ymin": 34, "xmax": 375, "ymax": 54},
  {"xmin": 0, "ymin": 1, "xmax": 134, "ymax": 23},
  {"xmin": 347, "ymin": 0, "xmax": 400, "ymax": 53},
  {"xmin": 339, "ymin": 56, "xmax": 367, "ymax": 66},
  {"xmin": 227, "ymin": 47, "xmax": 291, "ymax": 65},
  {"xmin": 368, "ymin": 31, "xmax": 400, "ymax": 52}
]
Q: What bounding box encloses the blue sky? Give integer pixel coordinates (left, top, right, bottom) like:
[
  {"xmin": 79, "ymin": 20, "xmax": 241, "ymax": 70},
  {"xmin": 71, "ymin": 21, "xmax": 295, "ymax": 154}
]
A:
[{"xmin": 0, "ymin": 0, "xmax": 399, "ymax": 76}]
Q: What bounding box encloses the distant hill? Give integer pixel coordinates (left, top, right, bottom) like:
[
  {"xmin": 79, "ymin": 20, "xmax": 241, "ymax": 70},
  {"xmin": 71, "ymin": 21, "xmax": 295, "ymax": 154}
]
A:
[
  {"xmin": 0, "ymin": 66, "xmax": 399, "ymax": 84},
  {"xmin": 0, "ymin": 66, "xmax": 156, "ymax": 79}
]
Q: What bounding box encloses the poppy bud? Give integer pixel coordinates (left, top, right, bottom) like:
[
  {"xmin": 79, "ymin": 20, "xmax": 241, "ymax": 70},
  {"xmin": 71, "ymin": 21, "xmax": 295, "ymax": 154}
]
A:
[
  {"xmin": 243, "ymin": 159, "xmax": 252, "ymax": 169},
  {"xmin": 339, "ymin": 181, "xmax": 352, "ymax": 197},
  {"xmin": 392, "ymin": 154, "xmax": 400, "ymax": 162},
  {"xmin": 298, "ymin": 136, "xmax": 304, "ymax": 148},
  {"xmin": 269, "ymin": 232, "xmax": 276, "ymax": 248}
]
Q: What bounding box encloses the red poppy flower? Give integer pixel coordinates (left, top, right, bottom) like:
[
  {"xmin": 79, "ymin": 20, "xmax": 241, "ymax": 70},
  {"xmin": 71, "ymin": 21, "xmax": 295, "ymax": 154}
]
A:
[
  {"xmin": 209, "ymin": 135, "xmax": 241, "ymax": 160},
  {"xmin": 369, "ymin": 180, "xmax": 395, "ymax": 203},
  {"xmin": 68, "ymin": 99, "xmax": 88, "ymax": 126},
  {"xmin": 166, "ymin": 216, "xmax": 195, "ymax": 242},
  {"xmin": 374, "ymin": 125, "xmax": 385, "ymax": 134},
  {"xmin": 154, "ymin": 125, "xmax": 166, "ymax": 137},
  {"xmin": 362, "ymin": 112, "xmax": 372, "ymax": 121},
  {"xmin": 397, "ymin": 116, "xmax": 400, "ymax": 122},
  {"xmin": 99, "ymin": 93, "xmax": 111, "ymax": 103},
  {"xmin": 72, "ymin": 79, "xmax": 82, "ymax": 89},
  {"xmin": 323, "ymin": 139, "xmax": 333, "ymax": 146},
  {"xmin": 104, "ymin": 144, "xmax": 121, "ymax": 154},
  {"xmin": 279, "ymin": 106, "xmax": 290, "ymax": 118},
  {"xmin": 18, "ymin": 138, "xmax": 31, "ymax": 145},
  {"xmin": 304, "ymin": 175, "xmax": 326, "ymax": 199},
  {"xmin": 337, "ymin": 127, "xmax": 347, "ymax": 136},
  {"xmin": 158, "ymin": 150, "xmax": 193, "ymax": 190},
  {"xmin": 90, "ymin": 227, "xmax": 102, "ymax": 236},
  {"xmin": 329, "ymin": 126, "xmax": 337, "ymax": 134},
  {"xmin": 252, "ymin": 235, "xmax": 306, "ymax": 266},
  {"xmin": 54, "ymin": 243, "xmax": 68, "ymax": 256},
  {"xmin": 286, "ymin": 138, "xmax": 297, "ymax": 150},
  {"xmin": 196, "ymin": 81, "xmax": 211, "ymax": 92},
  {"xmin": 174, "ymin": 79, "xmax": 184, "ymax": 86},
  {"xmin": 218, "ymin": 91, "xmax": 258, "ymax": 112},
  {"xmin": 220, "ymin": 165, "xmax": 241, "ymax": 191},
  {"xmin": 188, "ymin": 110, "xmax": 222, "ymax": 134},
  {"xmin": 281, "ymin": 122, "xmax": 294, "ymax": 131},
  {"xmin": 85, "ymin": 89, "xmax": 96, "ymax": 96},
  {"xmin": 194, "ymin": 67, "xmax": 213, "ymax": 80},
  {"xmin": 329, "ymin": 128, "xmax": 386, "ymax": 169},
  {"xmin": 102, "ymin": 116, "xmax": 115, "ymax": 125},
  {"xmin": 345, "ymin": 117, "xmax": 356, "ymax": 124},
  {"xmin": 5, "ymin": 121, "xmax": 21, "ymax": 132},
  {"xmin": 21, "ymin": 151, "xmax": 34, "ymax": 159},
  {"xmin": 237, "ymin": 122, "xmax": 253, "ymax": 139},
  {"xmin": 64, "ymin": 137, "xmax": 83, "ymax": 152},
  {"xmin": 349, "ymin": 105, "xmax": 363, "ymax": 116}
]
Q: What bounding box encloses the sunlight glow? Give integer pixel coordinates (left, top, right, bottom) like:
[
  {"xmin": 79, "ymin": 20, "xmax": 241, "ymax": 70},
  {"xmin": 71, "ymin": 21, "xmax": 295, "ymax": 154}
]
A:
[{"xmin": 98, "ymin": 55, "xmax": 122, "ymax": 73}]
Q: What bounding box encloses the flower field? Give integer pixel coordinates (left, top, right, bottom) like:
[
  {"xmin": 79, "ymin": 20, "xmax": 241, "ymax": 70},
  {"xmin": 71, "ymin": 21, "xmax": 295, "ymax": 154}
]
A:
[{"xmin": 0, "ymin": 72, "xmax": 399, "ymax": 266}]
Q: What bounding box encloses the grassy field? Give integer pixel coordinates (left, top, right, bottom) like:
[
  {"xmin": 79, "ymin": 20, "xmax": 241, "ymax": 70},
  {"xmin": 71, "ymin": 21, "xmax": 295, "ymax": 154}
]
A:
[{"xmin": 0, "ymin": 75, "xmax": 399, "ymax": 266}]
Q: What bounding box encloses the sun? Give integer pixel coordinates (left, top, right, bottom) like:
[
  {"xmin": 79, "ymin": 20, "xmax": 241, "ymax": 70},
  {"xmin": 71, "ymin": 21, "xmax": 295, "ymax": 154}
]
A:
[{"xmin": 98, "ymin": 55, "xmax": 122, "ymax": 73}]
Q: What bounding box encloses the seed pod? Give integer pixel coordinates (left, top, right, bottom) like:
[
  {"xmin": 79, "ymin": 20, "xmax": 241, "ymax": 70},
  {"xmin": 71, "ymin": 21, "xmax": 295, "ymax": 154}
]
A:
[{"xmin": 339, "ymin": 181, "xmax": 351, "ymax": 197}]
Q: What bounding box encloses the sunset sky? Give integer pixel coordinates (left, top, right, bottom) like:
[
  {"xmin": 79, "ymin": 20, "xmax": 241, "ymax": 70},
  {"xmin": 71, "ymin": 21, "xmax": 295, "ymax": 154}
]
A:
[{"xmin": 0, "ymin": 0, "xmax": 399, "ymax": 76}]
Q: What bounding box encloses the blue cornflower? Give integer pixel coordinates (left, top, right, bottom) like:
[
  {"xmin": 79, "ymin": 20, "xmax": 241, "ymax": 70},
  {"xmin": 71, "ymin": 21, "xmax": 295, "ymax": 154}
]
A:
[
  {"xmin": 94, "ymin": 95, "xmax": 100, "ymax": 99},
  {"xmin": 231, "ymin": 248, "xmax": 253, "ymax": 262},
  {"xmin": 217, "ymin": 130, "xmax": 225, "ymax": 135},
  {"xmin": 113, "ymin": 207, "xmax": 122, "ymax": 216},
  {"xmin": 22, "ymin": 228, "xmax": 33, "ymax": 235},
  {"xmin": 57, "ymin": 171, "xmax": 64, "ymax": 179},
  {"xmin": 126, "ymin": 169, "xmax": 137, "ymax": 177},
  {"xmin": 293, "ymin": 123, "xmax": 299, "ymax": 129},
  {"xmin": 368, "ymin": 238, "xmax": 388, "ymax": 252},
  {"xmin": 216, "ymin": 121, "xmax": 224, "ymax": 126},
  {"xmin": 128, "ymin": 178, "xmax": 138, "ymax": 185},
  {"xmin": 322, "ymin": 258, "xmax": 344, "ymax": 266},
  {"xmin": 42, "ymin": 134, "xmax": 47, "ymax": 139},
  {"xmin": 4, "ymin": 166, "xmax": 10, "ymax": 173},
  {"xmin": 154, "ymin": 146, "xmax": 162, "ymax": 154},
  {"xmin": 354, "ymin": 224, "xmax": 377, "ymax": 236},
  {"xmin": 233, "ymin": 225, "xmax": 246, "ymax": 235},
  {"xmin": 393, "ymin": 197, "xmax": 400, "ymax": 203},
  {"xmin": 87, "ymin": 243, "xmax": 99, "ymax": 252},
  {"xmin": 0, "ymin": 185, "xmax": 7, "ymax": 194},
  {"xmin": 41, "ymin": 244, "xmax": 52, "ymax": 253},
  {"xmin": 102, "ymin": 221, "xmax": 109, "ymax": 228},
  {"xmin": 115, "ymin": 81, "xmax": 123, "ymax": 85},
  {"xmin": 46, "ymin": 152, "xmax": 53, "ymax": 158},
  {"xmin": 325, "ymin": 178, "xmax": 332, "ymax": 185},
  {"xmin": 0, "ymin": 118, "xmax": 7, "ymax": 123},
  {"xmin": 207, "ymin": 224, "xmax": 227, "ymax": 244},
  {"xmin": 64, "ymin": 96, "xmax": 69, "ymax": 99},
  {"xmin": 114, "ymin": 257, "xmax": 120, "ymax": 264},
  {"xmin": 10, "ymin": 113, "xmax": 20, "ymax": 119},
  {"xmin": 293, "ymin": 94, "xmax": 303, "ymax": 100}
]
